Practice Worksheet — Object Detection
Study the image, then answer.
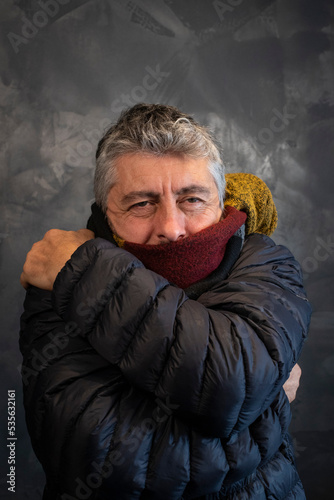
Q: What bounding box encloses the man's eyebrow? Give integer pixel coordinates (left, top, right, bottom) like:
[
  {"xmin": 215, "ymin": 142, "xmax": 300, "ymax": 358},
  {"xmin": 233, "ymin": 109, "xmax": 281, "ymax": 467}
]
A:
[
  {"xmin": 175, "ymin": 185, "xmax": 211, "ymax": 196},
  {"xmin": 121, "ymin": 191, "xmax": 160, "ymax": 204}
]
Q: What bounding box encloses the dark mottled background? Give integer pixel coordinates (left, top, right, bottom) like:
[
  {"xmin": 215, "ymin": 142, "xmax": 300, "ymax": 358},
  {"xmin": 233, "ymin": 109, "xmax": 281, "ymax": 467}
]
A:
[{"xmin": 0, "ymin": 0, "xmax": 333, "ymax": 498}]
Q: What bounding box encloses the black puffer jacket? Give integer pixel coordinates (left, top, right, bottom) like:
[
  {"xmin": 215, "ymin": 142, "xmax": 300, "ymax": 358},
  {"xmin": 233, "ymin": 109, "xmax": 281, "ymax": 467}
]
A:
[{"xmin": 20, "ymin": 233, "xmax": 311, "ymax": 499}]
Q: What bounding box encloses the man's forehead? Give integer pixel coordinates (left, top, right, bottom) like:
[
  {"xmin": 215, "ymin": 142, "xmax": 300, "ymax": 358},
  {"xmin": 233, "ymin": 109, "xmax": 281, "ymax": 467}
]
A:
[
  {"xmin": 113, "ymin": 153, "xmax": 214, "ymax": 185},
  {"xmin": 107, "ymin": 153, "xmax": 220, "ymax": 207}
]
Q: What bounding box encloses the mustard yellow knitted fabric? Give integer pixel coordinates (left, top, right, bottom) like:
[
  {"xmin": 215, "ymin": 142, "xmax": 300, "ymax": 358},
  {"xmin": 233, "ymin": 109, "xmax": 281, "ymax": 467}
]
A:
[
  {"xmin": 112, "ymin": 172, "xmax": 277, "ymax": 247},
  {"xmin": 113, "ymin": 233, "xmax": 125, "ymax": 247},
  {"xmin": 225, "ymin": 173, "xmax": 277, "ymax": 236}
]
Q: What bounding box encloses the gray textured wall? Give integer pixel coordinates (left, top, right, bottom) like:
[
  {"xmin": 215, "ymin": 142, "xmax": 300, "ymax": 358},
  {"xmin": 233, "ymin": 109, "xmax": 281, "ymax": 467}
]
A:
[{"xmin": 1, "ymin": 1, "xmax": 333, "ymax": 498}]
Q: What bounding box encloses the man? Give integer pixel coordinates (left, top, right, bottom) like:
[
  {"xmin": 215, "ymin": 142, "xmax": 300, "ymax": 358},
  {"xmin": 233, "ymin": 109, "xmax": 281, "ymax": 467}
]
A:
[{"xmin": 20, "ymin": 103, "xmax": 311, "ymax": 499}]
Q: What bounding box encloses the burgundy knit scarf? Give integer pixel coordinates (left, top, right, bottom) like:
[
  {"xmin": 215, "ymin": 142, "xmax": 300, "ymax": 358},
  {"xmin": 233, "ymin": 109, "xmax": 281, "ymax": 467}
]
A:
[{"xmin": 122, "ymin": 205, "xmax": 247, "ymax": 289}]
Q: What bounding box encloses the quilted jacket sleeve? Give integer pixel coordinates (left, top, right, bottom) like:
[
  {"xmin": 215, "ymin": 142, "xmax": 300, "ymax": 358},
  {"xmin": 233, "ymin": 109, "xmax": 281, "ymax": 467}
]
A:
[
  {"xmin": 19, "ymin": 287, "xmax": 117, "ymax": 476},
  {"xmin": 51, "ymin": 234, "xmax": 311, "ymax": 438}
]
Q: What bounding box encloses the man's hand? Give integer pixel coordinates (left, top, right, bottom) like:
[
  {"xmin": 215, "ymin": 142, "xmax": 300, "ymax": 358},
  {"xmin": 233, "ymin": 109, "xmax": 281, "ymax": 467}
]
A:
[
  {"xmin": 20, "ymin": 229, "xmax": 94, "ymax": 291},
  {"xmin": 283, "ymin": 363, "xmax": 302, "ymax": 403}
]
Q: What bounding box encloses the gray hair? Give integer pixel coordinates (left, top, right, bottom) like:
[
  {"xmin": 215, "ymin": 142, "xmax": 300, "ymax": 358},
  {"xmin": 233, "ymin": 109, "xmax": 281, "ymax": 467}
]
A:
[{"xmin": 94, "ymin": 103, "xmax": 225, "ymax": 213}]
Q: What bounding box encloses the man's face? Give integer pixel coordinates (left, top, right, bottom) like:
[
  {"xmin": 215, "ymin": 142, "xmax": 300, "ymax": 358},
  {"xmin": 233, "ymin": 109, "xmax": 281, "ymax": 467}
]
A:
[{"xmin": 106, "ymin": 153, "xmax": 223, "ymax": 245}]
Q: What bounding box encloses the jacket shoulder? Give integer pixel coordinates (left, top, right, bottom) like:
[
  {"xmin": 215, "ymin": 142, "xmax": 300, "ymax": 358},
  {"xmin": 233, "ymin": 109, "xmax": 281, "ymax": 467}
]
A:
[
  {"xmin": 229, "ymin": 233, "xmax": 306, "ymax": 290},
  {"xmin": 236, "ymin": 233, "xmax": 296, "ymax": 264}
]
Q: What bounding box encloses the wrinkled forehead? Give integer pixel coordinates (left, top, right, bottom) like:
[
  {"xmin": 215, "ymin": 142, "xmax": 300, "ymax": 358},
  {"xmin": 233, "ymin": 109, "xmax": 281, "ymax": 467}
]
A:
[{"xmin": 111, "ymin": 153, "xmax": 216, "ymax": 192}]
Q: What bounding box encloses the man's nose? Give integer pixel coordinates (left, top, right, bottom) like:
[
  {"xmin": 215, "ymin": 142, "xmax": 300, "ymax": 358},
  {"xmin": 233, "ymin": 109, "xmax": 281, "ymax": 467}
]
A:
[{"xmin": 156, "ymin": 204, "xmax": 186, "ymax": 242}]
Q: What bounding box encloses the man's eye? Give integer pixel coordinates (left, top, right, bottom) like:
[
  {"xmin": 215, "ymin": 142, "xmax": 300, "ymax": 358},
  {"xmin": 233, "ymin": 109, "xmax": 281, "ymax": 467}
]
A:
[
  {"xmin": 132, "ymin": 201, "xmax": 149, "ymax": 208},
  {"xmin": 186, "ymin": 197, "xmax": 201, "ymax": 203}
]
